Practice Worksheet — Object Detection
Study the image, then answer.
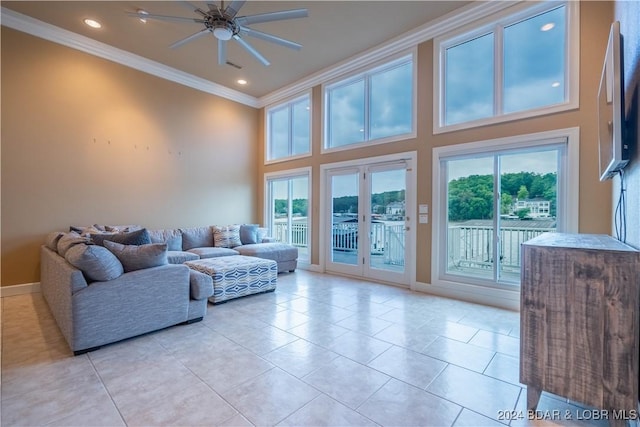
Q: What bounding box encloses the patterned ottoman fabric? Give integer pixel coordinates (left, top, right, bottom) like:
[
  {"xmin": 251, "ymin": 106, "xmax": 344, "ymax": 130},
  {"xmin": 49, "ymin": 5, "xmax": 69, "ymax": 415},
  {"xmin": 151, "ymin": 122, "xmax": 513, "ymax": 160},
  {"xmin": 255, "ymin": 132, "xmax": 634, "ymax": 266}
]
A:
[{"xmin": 185, "ymin": 255, "xmax": 277, "ymax": 303}]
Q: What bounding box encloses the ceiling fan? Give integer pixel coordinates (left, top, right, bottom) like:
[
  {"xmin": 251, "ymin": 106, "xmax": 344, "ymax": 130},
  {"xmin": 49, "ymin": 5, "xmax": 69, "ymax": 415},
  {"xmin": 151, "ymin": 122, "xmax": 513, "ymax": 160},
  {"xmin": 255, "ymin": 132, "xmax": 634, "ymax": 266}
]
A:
[{"xmin": 127, "ymin": 1, "xmax": 308, "ymax": 67}]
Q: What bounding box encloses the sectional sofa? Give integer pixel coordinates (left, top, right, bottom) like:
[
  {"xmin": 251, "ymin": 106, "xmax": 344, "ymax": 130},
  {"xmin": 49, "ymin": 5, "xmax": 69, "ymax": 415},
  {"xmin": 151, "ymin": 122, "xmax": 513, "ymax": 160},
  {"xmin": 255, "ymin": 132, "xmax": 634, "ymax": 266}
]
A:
[{"xmin": 40, "ymin": 224, "xmax": 298, "ymax": 354}]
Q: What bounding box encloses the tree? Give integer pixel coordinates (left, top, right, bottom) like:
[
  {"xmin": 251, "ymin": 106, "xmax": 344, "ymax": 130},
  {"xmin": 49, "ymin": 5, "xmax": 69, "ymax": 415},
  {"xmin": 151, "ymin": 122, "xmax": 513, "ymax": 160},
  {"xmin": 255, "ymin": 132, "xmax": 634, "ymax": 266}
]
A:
[
  {"xmin": 517, "ymin": 207, "xmax": 531, "ymax": 220},
  {"xmin": 517, "ymin": 185, "xmax": 529, "ymax": 200},
  {"xmin": 501, "ymin": 193, "xmax": 513, "ymax": 214},
  {"xmin": 448, "ymin": 172, "xmax": 557, "ymax": 221}
]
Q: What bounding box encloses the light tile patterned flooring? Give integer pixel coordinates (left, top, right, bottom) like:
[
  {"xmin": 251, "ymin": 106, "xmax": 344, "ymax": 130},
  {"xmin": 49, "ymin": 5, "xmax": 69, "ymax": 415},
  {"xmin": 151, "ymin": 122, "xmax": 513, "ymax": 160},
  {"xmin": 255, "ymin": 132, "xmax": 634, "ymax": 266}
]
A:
[{"xmin": 1, "ymin": 270, "xmax": 606, "ymax": 427}]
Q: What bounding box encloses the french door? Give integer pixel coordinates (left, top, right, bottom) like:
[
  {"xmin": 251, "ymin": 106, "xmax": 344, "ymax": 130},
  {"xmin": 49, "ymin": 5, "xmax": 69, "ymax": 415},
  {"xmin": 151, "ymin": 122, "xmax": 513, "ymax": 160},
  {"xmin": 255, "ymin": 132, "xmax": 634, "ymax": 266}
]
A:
[{"xmin": 325, "ymin": 161, "xmax": 412, "ymax": 285}]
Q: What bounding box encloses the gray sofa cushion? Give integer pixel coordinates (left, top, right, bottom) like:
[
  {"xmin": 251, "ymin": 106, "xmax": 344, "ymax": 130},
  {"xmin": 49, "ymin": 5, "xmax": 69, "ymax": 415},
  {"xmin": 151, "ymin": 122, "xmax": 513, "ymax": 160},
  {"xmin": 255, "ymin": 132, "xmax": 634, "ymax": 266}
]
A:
[
  {"xmin": 180, "ymin": 227, "xmax": 213, "ymax": 250},
  {"xmin": 187, "ymin": 247, "xmax": 239, "ymax": 259},
  {"xmin": 167, "ymin": 251, "xmax": 200, "ymax": 264},
  {"xmin": 239, "ymin": 224, "xmax": 259, "ymax": 245},
  {"xmin": 57, "ymin": 232, "xmax": 89, "ymax": 257},
  {"xmin": 235, "ymin": 243, "xmax": 298, "ymax": 262},
  {"xmin": 91, "ymin": 228, "xmax": 152, "ymax": 247},
  {"xmin": 148, "ymin": 229, "xmax": 183, "ymax": 251},
  {"xmin": 45, "ymin": 231, "xmax": 65, "ymax": 252},
  {"xmin": 65, "ymin": 244, "xmax": 124, "ymax": 282},
  {"xmin": 104, "ymin": 241, "xmax": 168, "ymax": 272},
  {"xmin": 213, "ymin": 225, "xmax": 241, "ymax": 248}
]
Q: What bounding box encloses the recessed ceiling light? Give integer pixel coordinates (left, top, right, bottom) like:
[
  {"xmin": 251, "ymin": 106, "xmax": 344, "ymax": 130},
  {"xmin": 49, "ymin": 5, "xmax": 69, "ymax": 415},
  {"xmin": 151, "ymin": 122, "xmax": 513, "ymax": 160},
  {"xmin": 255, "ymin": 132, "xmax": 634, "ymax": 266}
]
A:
[
  {"xmin": 551, "ymin": 81, "xmax": 561, "ymax": 88},
  {"xmin": 83, "ymin": 18, "xmax": 102, "ymax": 29},
  {"xmin": 137, "ymin": 10, "xmax": 149, "ymax": 24},
  {"xmin": 540, "ymin": 23, "xmax": 555, "ymax": 32},
  {"xmin": 237, "ymin": 79, "xmax": 248, "ymax": 85}
]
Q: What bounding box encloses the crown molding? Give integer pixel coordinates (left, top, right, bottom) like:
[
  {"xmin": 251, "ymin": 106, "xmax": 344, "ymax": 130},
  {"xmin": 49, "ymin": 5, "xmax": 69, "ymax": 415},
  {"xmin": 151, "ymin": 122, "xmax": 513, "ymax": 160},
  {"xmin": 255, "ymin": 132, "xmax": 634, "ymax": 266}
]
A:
[
  {"xmin": 256, "ymin": 0, "xmax": 519, "ymax": 109},
  {"xmin": 0, "ymin": 7, "xmax": 260, "ymax": 108}
]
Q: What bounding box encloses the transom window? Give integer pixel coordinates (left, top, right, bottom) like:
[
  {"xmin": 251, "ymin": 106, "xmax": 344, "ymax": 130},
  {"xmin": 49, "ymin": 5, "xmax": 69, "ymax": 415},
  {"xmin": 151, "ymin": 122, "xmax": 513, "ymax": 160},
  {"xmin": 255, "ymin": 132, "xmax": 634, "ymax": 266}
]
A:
[
  {"xmin": 434, "ymin": 2, "xmax": 579, "ymax": 133},
  {"xmin": 324, "ymin": 54, "xmax": 415, "ymax": 151},
  {"xmin": 265, "ymin": 93, "xmax": 311, "ymax": 163}
]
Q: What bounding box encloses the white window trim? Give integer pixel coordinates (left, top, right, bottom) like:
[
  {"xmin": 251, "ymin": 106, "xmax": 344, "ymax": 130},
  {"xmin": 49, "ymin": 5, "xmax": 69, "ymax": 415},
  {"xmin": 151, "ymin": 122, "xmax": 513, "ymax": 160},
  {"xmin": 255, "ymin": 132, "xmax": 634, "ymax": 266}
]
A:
[
  {"xmin": 433, "ymin": 1, "xmax": 580, "ymax": 134},
  {"xmin": 263, "ymin": 167, "xmax": 312, "ymax": 264},
  {"xmin": 428, "ymin": 127, "xmax": 580, "ymax": 310},
  {"xmin": 264, "ymin": 90, "xmax": 312, "ymax": 165},
  {"xmin": 321, "ymin": 49, "xmax": 417, "ymax": 154}
]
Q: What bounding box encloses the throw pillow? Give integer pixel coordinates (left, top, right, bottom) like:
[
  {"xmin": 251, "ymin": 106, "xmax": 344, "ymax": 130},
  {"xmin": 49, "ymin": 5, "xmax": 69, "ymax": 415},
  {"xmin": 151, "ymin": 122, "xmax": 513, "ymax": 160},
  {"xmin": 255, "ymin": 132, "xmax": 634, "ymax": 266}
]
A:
[
  {"xmin": 57, "ymin": 232, "xmax": 89, "ymax": 257},
  {"xmin": 44, "ymin": 231, "xmax": 65, "ymax": 252},
  {"xmin": 239, "ymin": 224, "xmax": 259, "ymax": 245},
  {"xmin": 104, "ymin": 241, "xmax": 168, "ymax": 273},
  {"xmin": 91, "ymin": 228, "xmax": 151, "ymax": 247},
  {"xmin": 256, "ymin": 227, "xmax": 269, "ymax": 243},
  {"xmin": 148, "ymin": 229, "xmax": 183, "ymax": 251},
  {"xmin": 104, "ymin": 224, "xmax": 143, "ymax": 233},
  {"xmin": 70, "ymin": 225, "xmax": 107, "ymax": 236},
  {"xmin": 213, "ymin": 225, "xmax": 242, "ymax": 248},
  {"xmin": 180, "ymin": 227, "xmax": 214, "ymax": 250},
  {"xmin": 65, "ymin": 244, "xmax": 124, "ymax": 282}
]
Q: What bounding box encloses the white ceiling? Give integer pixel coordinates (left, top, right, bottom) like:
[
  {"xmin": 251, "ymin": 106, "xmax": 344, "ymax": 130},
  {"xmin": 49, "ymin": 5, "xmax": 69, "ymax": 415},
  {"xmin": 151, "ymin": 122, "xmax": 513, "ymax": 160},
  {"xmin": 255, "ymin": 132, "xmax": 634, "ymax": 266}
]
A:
[{"xmin": 2, "ymin": 1, "xmax": 471, "ymax": 99}]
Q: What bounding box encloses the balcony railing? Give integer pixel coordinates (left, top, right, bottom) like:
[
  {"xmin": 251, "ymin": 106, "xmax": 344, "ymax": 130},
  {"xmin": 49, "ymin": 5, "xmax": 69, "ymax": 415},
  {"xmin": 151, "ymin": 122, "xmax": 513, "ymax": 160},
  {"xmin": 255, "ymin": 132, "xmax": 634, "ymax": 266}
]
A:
[
  {"xmin": 447, "ymin": 224, "xmax": 554, "ymax": 273},
  {"xmin": 273, "ymin": 220, "xmax": 554, "ymax": 273}
]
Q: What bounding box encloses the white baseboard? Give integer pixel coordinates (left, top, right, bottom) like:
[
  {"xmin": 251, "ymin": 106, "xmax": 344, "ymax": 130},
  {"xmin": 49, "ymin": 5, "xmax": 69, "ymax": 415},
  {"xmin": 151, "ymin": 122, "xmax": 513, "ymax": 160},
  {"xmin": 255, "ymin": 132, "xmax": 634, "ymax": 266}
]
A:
[
  {"xmin": 0, "ymin": 282, "xmax": 41, "ymax": 297},
  {"xmin": 414, "ymin": 281, "xmax": 520, "ymax": 311},
  {"xmin": 306, "ymin": 264, "xmax": 323, "ymax": 273}
]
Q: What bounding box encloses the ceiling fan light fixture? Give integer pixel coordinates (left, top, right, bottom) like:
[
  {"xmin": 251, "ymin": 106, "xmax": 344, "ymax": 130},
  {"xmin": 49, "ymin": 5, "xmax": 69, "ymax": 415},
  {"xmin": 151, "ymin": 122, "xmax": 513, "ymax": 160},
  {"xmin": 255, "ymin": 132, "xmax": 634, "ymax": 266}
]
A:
[
  {"xmin": 213, "ymin": 25, "xmax": 233, "ymax": 41},
  {"xmin": 137, "ymin": 10, "xmax": 149, "ymax": 24}
]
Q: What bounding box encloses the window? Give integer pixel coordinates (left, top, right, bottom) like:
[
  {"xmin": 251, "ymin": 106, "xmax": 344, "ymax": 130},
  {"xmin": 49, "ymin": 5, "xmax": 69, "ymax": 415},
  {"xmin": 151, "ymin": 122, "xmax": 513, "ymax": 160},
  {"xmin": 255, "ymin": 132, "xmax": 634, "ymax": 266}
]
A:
[
  {"xmin": 431, "ymin": 128, "xmax": 579, "ymax": 305},
  {"xmin": 435, "ymin": 2, "xmax": 578, "ymax": 132},
  {"xmin": 324, "ymin": 54, "xmax": 415, "ymax": 151},
  {"xmin": 266, "ymin": 94, "xmax": 310, "ymax": 163},
  {"xmin": 265, "ymin": 168, "xmax": 311, "ymax": 263}
]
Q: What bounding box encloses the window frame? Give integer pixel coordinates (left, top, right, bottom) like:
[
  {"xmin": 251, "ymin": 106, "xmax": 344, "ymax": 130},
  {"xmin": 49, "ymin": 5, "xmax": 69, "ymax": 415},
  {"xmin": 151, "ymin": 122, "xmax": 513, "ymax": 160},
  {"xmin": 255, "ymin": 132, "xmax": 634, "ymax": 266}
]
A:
[
  {"xmin": 433, "ymin": 1, "xmax": 580, "ymax": 134},
  {"xmin": 430, "ymin": 127, "xmax": 580, "ymax": 309},
  {"xmin": 322, "ymin": 50, "xmax": 417, "ymax": 154},
  {"xmin": 264, "ymin": 167, "xmax": 312, "ymax": 264},
  {"xmin": 264, "ymin": 91, "xmax": 312, "ymax": 165}
]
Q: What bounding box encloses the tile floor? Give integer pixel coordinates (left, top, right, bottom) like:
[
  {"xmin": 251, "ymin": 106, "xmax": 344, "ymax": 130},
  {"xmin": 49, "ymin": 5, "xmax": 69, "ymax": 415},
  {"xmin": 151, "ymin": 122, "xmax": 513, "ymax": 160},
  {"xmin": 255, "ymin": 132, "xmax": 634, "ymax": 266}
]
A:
[{"xmin": 1, "ymin": 270, "xmax": 607, "ymax": 426}]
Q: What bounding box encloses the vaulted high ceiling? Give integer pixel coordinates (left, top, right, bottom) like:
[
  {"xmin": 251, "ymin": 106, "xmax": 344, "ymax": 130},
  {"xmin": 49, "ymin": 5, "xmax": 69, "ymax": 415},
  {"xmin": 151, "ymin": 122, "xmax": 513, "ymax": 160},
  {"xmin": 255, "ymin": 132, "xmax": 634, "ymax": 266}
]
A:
[{"xmin": 2, "ymin": 1, "xmax": 470, "ymax": 98}]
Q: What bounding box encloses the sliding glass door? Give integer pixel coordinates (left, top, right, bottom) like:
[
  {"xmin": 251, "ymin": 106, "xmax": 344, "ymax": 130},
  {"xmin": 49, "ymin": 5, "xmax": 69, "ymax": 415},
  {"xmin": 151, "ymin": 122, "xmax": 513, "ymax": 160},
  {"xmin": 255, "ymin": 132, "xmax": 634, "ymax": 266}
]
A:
[{"xmin": 444, "ymin": 145, "xmax": 561, "ymax": 286}]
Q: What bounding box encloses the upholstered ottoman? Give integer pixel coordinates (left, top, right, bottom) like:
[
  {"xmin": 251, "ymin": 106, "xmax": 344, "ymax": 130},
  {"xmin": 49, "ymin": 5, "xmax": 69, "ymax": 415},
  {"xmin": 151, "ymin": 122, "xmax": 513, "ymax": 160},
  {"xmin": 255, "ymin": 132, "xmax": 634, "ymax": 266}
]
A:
[{"xmin": 184, "ymin": 255, "xmax": 277, "ymax": 304}]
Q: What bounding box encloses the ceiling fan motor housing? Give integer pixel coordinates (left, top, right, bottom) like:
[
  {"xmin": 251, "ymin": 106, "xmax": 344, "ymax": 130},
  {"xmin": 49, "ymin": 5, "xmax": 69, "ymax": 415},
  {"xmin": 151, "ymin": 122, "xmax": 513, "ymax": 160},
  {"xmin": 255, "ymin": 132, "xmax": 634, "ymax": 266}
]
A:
[{"xmin": 205, "ymin": 14, "xmax": 238, "ymax": 41}]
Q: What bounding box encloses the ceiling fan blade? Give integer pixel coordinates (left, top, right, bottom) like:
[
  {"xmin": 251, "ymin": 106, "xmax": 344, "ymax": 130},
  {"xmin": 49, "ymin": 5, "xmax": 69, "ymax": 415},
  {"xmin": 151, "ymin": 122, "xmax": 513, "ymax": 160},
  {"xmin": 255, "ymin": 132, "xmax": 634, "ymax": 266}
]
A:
[
  {"xmin": 240, "ymin": 27, "xmax": 302, "ymax": 50},
  {"xmin": 224, "ymin": 0, "xmax": 246, "ymax": 18},
  {"xmin": 218, "ymin": 38, "xmax": 227, "ymax": 65},
  {"xmin": 236, "ymin": 9, "xmax": 308, "ymax": 26},
  {"xmin": 177, "ymin": 0, "xmax": 208, "ymax": 17},
  {"xmin": 125, "ymin": 12, "xmax": 204, "ymax": 24},
  {"xmin": 233, "ymin": 36, "xmax": 270, "ymax": 66},
  {"xmin": 170, "ymin": 28, "xmax": 211, "ymax": 49}
]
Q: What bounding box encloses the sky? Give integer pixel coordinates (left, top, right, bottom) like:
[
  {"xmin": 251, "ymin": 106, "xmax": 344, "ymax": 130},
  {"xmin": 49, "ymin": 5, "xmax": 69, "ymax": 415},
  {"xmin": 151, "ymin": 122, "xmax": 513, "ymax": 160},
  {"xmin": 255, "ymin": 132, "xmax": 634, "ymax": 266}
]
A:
[
  {"xmin": 447, "ymin": 149, "xmax": 559, "ymax": 181},
  {"xmin": 446, "ymin": 5, "xmax": 566, "ymax": 124}
]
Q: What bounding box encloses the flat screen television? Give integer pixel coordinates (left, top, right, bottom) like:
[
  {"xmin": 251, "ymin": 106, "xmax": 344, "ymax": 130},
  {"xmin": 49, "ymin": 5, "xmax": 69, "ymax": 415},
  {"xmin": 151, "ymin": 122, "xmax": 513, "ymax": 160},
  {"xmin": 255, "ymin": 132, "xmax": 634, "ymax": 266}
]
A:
[{"xmin": 598, "ymin": 21, "xmax": 628, "ymax": 181}]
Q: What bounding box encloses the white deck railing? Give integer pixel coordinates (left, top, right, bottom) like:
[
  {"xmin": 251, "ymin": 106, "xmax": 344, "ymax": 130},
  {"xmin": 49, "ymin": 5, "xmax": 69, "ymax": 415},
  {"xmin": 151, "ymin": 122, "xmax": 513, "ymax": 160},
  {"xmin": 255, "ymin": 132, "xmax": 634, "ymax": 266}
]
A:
[
  {"xmin": 447, "ymin": 225, "xmax": 554, "ymax": 273},
  {"xmin": 273, "ymin": 221, "xmax": 553, "ymax": 272}
]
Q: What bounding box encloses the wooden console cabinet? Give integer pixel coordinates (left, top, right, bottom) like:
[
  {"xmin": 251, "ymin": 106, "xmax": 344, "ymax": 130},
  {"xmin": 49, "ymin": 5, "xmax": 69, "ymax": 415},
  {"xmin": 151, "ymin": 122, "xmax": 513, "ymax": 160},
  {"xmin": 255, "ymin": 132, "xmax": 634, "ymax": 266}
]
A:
[{"xmin": 520, "ymin": 233, "xmax": 639, "ymax": 419}]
